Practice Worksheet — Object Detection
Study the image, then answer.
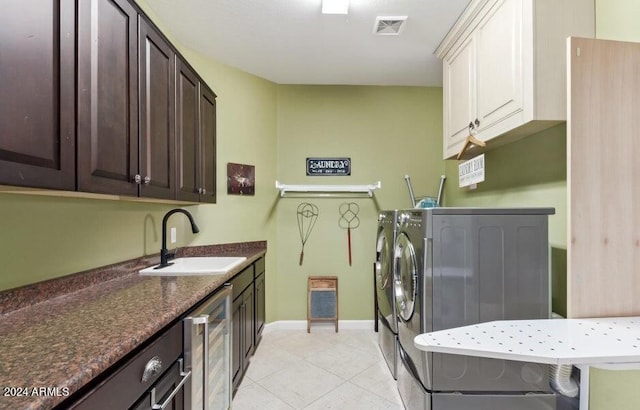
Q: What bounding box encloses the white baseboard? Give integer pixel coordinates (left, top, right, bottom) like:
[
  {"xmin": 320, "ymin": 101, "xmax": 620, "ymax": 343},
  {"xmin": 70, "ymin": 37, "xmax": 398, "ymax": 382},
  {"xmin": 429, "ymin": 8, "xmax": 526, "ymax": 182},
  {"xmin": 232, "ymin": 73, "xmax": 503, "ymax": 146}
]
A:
[{"xmin": 263, "ymin": 320, "xmax": 375, "ymax": 334}]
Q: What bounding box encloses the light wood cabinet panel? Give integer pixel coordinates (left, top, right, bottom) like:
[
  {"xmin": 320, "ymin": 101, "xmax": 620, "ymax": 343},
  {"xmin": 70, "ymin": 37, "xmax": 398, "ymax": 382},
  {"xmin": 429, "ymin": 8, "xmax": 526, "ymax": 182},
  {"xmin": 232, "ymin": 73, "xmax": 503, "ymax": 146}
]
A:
[
  {"xmin": 567, "ymin": 37, "xmax": 640, "ymax": 318},
  {"xmin": 437, "ymin": 0, "xmax": 594, "ymax": 159}
]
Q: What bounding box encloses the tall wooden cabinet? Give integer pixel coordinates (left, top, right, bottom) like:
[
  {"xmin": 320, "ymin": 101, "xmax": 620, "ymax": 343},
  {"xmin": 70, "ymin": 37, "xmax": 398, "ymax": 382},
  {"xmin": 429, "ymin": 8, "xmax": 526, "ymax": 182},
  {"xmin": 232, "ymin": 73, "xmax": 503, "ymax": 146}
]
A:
[
  {"xmin": 138, "ymin": 18, "xmax": 176, "ymax": 200},
  {"xmin": 437, "ymin": 0, "xmax": 594, "ymax": 159},
  {"xmin": 0, "ymin": 0, "xmax": 76, "ymax": 190},
  {"xmin": 176, "ymin": 59, "xmax": 217, "ymax": 203},
  {"xmin": 77, "ymin": 0, "xmax": 139, "ymax": 196},
  {"xmin": 176, "ymin": 60, "xmax": 201, "ymax": 203},
  {"xmin": 1, "ymin": 0, "xmax": 217, "ymax": 203},
  {"xmin": 567, "ymin": 37, "xmax": 640, "ymax": 318},
  {"xmin": 199, "ymin": 86, "xmax": 217, "ymax": 203}
]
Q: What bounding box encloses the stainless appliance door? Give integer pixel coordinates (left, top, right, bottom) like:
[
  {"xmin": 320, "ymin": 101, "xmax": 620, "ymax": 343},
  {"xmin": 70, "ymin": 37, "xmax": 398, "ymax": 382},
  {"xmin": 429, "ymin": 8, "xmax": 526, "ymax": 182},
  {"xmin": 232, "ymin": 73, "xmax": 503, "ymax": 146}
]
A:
[
  {"xmin": 375, "ymin": 225, "xmax": 396, "ymax": 333},
  {"xmin": 394, "ymin": 233, "xmax": 417, "ymax": 324},
  {"xmin": 184, "ymin": 284, "xmax": 232, "ymax": 410}
]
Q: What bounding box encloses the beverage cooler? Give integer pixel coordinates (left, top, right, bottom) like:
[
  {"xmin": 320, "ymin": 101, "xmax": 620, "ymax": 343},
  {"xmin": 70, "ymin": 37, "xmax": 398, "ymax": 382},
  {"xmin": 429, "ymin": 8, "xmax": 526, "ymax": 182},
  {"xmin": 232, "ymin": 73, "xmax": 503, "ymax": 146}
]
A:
[{"xmin": 184, "ymin": 284, "xmax": 233, "ymax": 410}]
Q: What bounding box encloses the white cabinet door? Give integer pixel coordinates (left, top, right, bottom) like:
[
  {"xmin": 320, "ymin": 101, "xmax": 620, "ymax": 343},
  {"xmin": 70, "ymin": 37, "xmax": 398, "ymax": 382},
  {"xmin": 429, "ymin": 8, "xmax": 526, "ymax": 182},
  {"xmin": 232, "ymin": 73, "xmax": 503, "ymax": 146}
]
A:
[
  {"xmin": 437, "ymin": 0, "xmax": 594, "ymax": 159},
  {"xmin": 475, "ymin": 0, "xmax": 523, "ymax": 134},
  {"xmin": 443, "ymin": 35, "xmax": 476, "ymax": 158}
]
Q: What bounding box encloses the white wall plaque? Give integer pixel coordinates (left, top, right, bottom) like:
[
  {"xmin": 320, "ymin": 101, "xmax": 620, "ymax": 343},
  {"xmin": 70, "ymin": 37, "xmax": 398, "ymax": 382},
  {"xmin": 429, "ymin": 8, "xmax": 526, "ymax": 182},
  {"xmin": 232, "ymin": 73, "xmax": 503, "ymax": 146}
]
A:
[{"xmin": 458, "ymin": 154, "xmax": 485, "ymax": 188}]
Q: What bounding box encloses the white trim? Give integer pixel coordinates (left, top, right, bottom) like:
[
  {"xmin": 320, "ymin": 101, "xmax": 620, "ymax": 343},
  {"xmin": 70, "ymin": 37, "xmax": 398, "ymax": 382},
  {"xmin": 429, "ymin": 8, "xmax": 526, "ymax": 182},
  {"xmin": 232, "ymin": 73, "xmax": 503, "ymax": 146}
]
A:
[
  {"xmin": 275, "ymin": 180, "xmax": 381, "ymax": 197},
  {"xmin": 263, "ymin": 320, "xmax": 375, "ymax": 334}
]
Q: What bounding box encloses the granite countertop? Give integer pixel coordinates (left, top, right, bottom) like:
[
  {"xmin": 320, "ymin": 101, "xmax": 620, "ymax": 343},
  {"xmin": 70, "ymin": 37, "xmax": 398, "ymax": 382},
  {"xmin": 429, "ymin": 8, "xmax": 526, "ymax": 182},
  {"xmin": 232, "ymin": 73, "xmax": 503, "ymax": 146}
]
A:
[{"xmin": 0, "ymin": 241, "xmax": 266, "ymax": 410}]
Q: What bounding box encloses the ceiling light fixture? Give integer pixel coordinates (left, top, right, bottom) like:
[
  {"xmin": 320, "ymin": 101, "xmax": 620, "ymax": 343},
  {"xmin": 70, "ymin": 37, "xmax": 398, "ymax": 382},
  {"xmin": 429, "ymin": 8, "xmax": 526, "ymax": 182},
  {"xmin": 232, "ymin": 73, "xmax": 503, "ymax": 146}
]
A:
[{"xmin": 322, "ymin": 0, "xmax": 349, "ymax": 15}]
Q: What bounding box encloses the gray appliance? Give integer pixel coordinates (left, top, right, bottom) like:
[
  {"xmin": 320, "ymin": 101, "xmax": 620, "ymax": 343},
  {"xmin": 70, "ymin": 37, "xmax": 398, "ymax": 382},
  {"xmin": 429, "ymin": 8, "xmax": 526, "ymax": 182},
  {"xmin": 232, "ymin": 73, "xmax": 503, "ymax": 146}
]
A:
[
  {"xmin": 395, "ymin": 208, "xmax": 557, "ymax": 410},
  {"xmin": 375, "ymin": 210, "xmax": 399, "ymax": 378}
]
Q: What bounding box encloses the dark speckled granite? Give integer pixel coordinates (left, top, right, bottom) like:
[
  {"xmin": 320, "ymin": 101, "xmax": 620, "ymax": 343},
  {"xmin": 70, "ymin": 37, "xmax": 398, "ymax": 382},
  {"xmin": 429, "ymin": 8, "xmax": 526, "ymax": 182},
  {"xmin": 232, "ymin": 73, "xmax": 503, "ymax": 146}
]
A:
[{"xmin": 0, "ymin": 241, "xmax": 266, "ymax": 410}]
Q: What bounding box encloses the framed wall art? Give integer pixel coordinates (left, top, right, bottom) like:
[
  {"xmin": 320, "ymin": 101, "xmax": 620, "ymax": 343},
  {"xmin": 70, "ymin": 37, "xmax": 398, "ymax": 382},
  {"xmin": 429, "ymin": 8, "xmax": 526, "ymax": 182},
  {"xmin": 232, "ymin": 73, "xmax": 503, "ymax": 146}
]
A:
[{"xmin": 227, "ymin": 163, "xmax": 255, "ymax": 195}]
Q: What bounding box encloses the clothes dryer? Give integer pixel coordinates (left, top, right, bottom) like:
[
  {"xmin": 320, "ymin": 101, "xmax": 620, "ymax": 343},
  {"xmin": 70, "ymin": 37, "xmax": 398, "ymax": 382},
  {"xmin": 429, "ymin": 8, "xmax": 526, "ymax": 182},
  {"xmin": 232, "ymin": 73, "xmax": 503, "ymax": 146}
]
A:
[
  {"xmin": 375, "ymin": 210, "xmax": 399, "ymax": 378},
  {"xmin": 394, "ymin": 208, "xmax": 557, "ymax": 410}
]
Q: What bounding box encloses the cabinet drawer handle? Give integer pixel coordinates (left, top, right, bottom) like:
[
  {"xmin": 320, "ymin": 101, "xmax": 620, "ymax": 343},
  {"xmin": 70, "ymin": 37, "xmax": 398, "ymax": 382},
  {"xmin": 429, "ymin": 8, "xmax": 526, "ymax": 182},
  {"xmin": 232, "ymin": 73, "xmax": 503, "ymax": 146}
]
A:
[
  {"xmin": 151, "ymin": 359, "xmax": 191, "ymax": 410},
  {"xmin": 142, "ymin": 356, "xmax": 162, "ymax": 383}
]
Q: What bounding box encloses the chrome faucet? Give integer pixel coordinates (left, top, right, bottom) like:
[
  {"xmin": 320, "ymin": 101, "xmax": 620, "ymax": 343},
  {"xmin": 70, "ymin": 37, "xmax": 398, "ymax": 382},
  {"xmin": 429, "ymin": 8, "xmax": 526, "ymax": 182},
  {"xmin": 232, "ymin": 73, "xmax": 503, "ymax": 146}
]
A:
[{"xmin": 156, "ymin": 208, "xmax": 200, "ymax": 269}]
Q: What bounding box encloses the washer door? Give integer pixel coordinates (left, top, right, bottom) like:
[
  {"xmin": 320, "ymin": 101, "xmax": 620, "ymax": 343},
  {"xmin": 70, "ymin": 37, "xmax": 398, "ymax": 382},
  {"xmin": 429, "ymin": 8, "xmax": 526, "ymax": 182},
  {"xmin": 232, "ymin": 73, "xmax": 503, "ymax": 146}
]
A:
[
  {"xmin": 394, "ymin": 232, "xmax": 417, "ymax": 322},
  {"xmin": 375, "ymin": 229, "xmax": 393, "ymax": 290}
]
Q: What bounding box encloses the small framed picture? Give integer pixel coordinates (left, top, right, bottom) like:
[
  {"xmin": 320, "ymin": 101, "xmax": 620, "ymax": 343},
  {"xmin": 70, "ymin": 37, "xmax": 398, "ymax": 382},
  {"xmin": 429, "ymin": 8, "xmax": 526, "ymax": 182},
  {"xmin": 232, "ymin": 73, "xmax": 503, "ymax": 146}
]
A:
[{"xmin": 227, "ymin": 163, "xmax": 255, "ymax": 195}]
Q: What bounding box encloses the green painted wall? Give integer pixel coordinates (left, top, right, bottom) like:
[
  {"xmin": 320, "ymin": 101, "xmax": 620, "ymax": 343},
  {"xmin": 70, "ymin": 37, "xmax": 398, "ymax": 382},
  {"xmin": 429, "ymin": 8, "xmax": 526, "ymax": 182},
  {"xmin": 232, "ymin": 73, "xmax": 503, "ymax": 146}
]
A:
[
  {"xmin": 589, "ymin": 1, "xmax": 640, "ymax": 408},
  {"xmin": 274, "ymin": 86, "xmax": 444, "ymax": 320},
  {"xmin": 596, "ymin": 0, "xmax": 640, "ymax": 42}
]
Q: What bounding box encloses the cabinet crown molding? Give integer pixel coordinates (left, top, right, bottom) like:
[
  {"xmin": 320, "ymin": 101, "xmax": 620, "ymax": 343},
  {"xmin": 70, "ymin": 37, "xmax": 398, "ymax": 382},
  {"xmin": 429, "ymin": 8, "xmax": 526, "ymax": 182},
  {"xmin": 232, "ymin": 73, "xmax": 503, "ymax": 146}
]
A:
[{"xmin": 435, "ymin": 0, "xmax": 492, "ymax": 59}]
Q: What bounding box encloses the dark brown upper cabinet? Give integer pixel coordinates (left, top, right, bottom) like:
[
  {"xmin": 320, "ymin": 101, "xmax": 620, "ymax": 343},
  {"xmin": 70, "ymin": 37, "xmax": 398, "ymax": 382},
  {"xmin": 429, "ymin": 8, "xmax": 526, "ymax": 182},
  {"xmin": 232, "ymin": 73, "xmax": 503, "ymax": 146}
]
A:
[
  {"xmin": 2, "ymin": 0, "xmax": 216, "ymax": 203},
  {"xmin": 199, "ymin": 85, "xmax": 217, "ymax": 203},
  {"xmin": 176, "ymin": 59, "xmax": 201, "ymax": 203},
  {"xmin": 0, "ymin": 0, "xmax": 76, "ymax": 190},
  {"xmin": 176, "ymin": 59, "xmax": 217, "ymax": 203},
  {"xmin": 138, "ymin": 17, "xmax": 176, "ymax": 200},
  {"xmin": 77, "ymin": 0, "xmax": 139, "ymax": 197}
]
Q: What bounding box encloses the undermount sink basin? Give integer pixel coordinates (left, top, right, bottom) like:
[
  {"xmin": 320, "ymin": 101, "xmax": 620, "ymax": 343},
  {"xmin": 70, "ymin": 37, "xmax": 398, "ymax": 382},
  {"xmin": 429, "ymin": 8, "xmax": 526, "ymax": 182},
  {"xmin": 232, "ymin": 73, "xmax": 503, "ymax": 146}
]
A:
[{"xmin": 139, "ymin": 256, "xmax": 247, "ymax": 276}]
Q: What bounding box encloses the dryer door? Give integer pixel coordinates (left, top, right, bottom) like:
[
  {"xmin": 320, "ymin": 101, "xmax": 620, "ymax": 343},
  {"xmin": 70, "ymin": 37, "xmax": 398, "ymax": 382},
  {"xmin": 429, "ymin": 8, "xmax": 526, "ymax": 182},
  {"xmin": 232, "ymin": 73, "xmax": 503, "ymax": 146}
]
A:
[
  {"xmin": 394, "ymin": 232, "xmax": 418, "ymax": 323},
  {"xmin": 376, "ymin": 229, "xmax": 393, "ymax": 290},
  {"xmin": 376, "ymin": 227, "xmax": 397, "ymax": 332}
]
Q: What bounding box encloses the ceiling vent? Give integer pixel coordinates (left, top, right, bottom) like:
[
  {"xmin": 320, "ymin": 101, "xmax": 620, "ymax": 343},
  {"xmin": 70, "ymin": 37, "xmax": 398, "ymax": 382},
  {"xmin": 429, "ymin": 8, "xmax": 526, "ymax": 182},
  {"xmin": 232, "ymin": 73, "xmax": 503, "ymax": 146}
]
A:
[{"xmin": 373, "ymin": 16, "xmax": 408, "ymax": 35}]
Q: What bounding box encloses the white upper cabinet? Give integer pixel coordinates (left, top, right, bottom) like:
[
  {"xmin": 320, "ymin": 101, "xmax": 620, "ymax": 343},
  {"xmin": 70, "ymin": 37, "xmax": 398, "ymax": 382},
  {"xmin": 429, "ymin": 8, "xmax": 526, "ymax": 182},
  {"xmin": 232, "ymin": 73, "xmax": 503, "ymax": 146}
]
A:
[{"xmin": 437, "ymin": 0, "xmax": 594, "ymax": 159}]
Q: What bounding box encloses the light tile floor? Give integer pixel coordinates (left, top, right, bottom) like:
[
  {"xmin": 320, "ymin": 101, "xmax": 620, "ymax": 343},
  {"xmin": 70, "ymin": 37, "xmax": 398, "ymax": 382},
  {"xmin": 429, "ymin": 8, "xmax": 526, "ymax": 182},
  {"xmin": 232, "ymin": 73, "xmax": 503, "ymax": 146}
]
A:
[{"xmin": 232, "ymin": 328, "xmax": 404, "ymax": 410}]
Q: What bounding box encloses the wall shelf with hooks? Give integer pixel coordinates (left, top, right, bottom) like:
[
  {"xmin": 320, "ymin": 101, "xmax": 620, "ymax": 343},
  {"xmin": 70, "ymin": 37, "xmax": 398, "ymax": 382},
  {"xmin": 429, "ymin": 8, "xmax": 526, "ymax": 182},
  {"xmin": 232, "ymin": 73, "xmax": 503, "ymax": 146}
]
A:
[{"xmin": 275, "ymin": 180, "xmax": 381, "ymax": 197}]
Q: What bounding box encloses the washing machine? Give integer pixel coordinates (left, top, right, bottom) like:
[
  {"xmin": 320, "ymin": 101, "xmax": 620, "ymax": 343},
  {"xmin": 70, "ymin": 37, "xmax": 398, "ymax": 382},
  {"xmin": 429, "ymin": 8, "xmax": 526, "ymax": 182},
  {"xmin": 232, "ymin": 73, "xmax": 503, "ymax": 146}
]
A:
[
  {"xmin": 375, "ymin": 210, "xmax": 399, "ymax": 378},
  {"xmin": 395, "ymin": 207, "xmax": 557, "ymax": 410}
]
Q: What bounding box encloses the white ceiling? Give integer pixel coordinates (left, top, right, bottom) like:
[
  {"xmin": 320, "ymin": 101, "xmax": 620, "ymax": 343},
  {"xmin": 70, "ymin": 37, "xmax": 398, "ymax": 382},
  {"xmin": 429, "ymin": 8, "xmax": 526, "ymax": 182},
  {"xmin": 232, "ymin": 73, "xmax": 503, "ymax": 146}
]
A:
[{"xmin": 144, "ymin": 0, "xmax": 471, "ymax": 86}]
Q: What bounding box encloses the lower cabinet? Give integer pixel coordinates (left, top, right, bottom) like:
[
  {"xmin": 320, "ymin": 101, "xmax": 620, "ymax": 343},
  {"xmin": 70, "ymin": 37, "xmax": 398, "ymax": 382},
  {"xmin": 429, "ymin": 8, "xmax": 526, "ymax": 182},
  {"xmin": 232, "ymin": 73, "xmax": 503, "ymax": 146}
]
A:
[
  {"xmin": 130, "ymin": 359, "xmax": 184, "ymax": 410},
  {"xmin": 254, "ymin": 259, "xmax": 266, "ymax": 347},
  {"xmin": 67, "ymin": 320, "xmax": 182, "ymax": 410},
  {"xmin": 61, "ymin": 256, "xmax": 265, "ymax": 408},
  {"xmin": 230, "ymin": 264, "xmax": 256, "ymax": 393}
]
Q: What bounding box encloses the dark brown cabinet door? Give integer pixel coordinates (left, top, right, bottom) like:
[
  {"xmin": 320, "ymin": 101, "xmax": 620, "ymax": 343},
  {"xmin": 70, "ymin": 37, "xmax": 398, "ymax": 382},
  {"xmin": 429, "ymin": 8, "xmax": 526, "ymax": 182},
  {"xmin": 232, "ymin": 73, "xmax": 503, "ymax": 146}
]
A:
[
  {"xmin": 0, "ymin": 0, "xmax": 75, "ymax": 190},
  {"xmin": 77, "ymin": 0, "xmax": 138, "ymax": 196},
  {"xmin": 131, "ymin": 360, "xmax": 184, "ymax": 410},
  {"xmin": 176, "ymin": 59, "xmax": 217, "ymax": 203},
  {"xmin": 199, "ymin": 85, "xmax": 217, "ymax": 203},
  {"xmin": 255, "ymin": 272, "xmax": 265, "ymax": 345},
  {"xmin": 138, "ymin": 18, "xmax": 175, "ymax": 199},
  {"xmin": 231, "ymin": 294, "xmax": 243, "ymax": 393},
  {"xmin": 175, "ymin": 59, "xmax": 200, "ymax": 202},
  {"xmin": 243, "ymin": 285, "xmax": 255, "ymax": 369}
]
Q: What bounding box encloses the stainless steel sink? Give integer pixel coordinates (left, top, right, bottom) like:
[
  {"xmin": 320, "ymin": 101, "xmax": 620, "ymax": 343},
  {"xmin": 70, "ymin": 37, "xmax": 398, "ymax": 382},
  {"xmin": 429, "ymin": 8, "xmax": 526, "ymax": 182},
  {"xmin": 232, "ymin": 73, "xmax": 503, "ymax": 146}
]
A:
[{"xmin": 139, "ymin": 256, "xmax": 247, "ymax": 276}]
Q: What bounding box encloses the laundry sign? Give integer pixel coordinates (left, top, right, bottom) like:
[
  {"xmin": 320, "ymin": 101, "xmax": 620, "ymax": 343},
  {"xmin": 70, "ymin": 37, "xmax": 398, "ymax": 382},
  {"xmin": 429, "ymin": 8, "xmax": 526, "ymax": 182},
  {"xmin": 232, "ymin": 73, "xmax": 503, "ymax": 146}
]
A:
[
  {"xmin": 458, "ymin": 154, "xmax": 485, "ymax": 188},
  {"xmin": 306, "ymin": 157, "xmax": 351, "ymax": 176}
]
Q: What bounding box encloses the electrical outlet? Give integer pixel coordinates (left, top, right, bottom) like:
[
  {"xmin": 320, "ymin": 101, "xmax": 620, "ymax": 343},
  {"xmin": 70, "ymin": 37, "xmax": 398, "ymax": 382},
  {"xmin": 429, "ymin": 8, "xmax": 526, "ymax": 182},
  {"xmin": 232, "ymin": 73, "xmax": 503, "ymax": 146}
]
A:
[{"xmin": 170, "ymin": 227, "xmax": 177, "ymax": 244}]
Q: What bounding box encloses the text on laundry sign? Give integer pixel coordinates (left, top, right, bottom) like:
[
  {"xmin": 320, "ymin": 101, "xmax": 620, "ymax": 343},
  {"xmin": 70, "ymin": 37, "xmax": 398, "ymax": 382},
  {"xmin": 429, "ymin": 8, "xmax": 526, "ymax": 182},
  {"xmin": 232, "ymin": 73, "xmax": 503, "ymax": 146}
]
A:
[{"xmin": 306, "ymin": 158, "xmax": 351, "ymax": 176}]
